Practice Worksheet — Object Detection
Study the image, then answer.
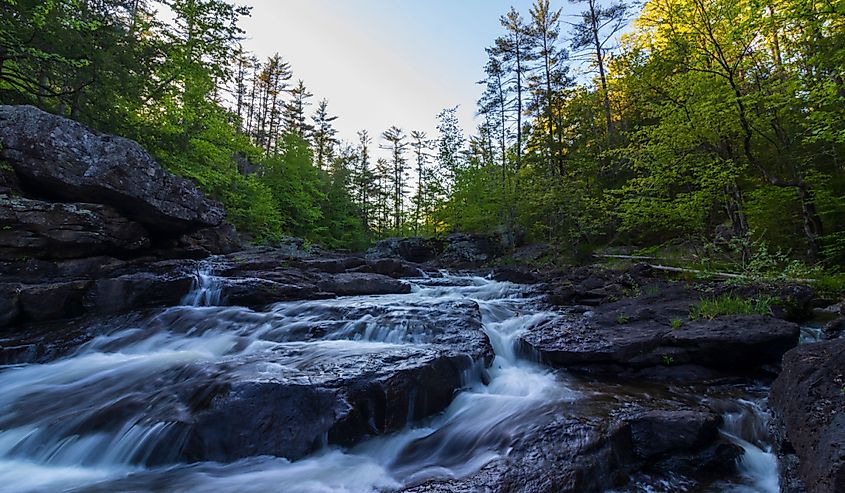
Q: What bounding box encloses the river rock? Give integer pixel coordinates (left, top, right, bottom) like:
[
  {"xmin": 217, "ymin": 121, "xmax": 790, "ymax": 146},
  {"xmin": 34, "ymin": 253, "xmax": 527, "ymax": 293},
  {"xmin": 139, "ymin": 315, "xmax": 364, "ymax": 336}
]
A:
[
  {"xmin": 0, "ymin": 283, "xmax": 20, "ymax": 326},
  {"xmin": 172, "ymin": 223, "xmax": 242, "ymax": 257},
  {"xmin": 1, "ymin": 194, "xmax": 149, "ymax": 260},
  {"xmin": 823, "ymin": 317, "xmax": 845, "ymax": 340},
  {"xmin": 402, "ymin": 407, "xmax": 738, "ymax": 493},
  {"xmin": 544, "ymin": 266, "xmax": 642, "ymax": 307},
  {"xmin": 521, "ymin": 314, "xmax": 799, "ymax": 375},
  {"xmin": 17, "ymin": 279, "xmax": 92, "ymax": 322},
  {"xmin": 491, "ymin": 266, "xmax": 539, "ymax": 284},
  {"xmin": 439, "ymin": 233, "xmax": 502, "ymax": 265},
  {"xmin": 770, "ymin": 338, "xmax": 845, "ymax": 493},
  {"xmin": 218, "ymin": 276, "xmax": 328, "ymax": 307},
  {"xmin": 0, "ymin": 105, "xmax": 224, "ymax": 233},
  {"xmin": 366, "ymin": 237, "xmax": 441, "ymax": 263},
  {"xmin": 83, "ymin": 270, "xmax": 195, "ymax": 314},
  {"xmin": 318, "ymin": 272, "xmax": 411, "ymax": 296},
  {"xmin": 184, "ymin": 341, "xmax": 482, "ymax": 462}
]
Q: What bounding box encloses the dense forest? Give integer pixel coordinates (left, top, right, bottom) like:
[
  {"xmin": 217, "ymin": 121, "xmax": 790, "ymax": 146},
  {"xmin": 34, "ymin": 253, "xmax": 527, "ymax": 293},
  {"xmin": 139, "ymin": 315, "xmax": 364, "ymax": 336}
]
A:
[{"xmin": 2, "ymin": 0, "xmax": 844, "ymax": 272}]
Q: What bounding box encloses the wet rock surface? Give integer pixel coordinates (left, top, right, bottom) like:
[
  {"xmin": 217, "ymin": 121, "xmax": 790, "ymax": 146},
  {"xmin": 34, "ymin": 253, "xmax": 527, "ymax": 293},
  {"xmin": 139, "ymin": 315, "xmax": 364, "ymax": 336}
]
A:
[
  {"xmin": 770, "ymin": 338, "xmax": 845, "ymax": 493},
  {"xmin": 366, "ymin": 232, "xmax": 507, "ymax": 266},
  {"xmin": 186, "ymin": 341, "xmax": 483, "ymax": 462},
  {"xmin": 1, "ymin": 293, "xmax": 493, "ymax": 467},
  {"xmin": 401, "ymin": 403, "xmax": 741, "ymax": 493}
]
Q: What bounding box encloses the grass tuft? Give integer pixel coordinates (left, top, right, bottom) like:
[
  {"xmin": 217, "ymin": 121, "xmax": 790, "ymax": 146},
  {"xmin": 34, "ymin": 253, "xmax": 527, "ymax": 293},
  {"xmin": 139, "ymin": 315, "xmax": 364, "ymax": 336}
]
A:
[{"xmin": 689, "ymin": 295, "xmax": 777, "ymax": 320}]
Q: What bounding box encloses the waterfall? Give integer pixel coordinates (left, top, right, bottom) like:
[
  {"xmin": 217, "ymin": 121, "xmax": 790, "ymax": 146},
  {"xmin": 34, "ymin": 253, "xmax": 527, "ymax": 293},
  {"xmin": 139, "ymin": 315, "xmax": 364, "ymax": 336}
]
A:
[
  {"xmin": 181, "ymin": 263, "xmax": 223, "ymax": 307},
  {"xmin": 721, "ymin": 398, "xmax": 780, "ymax": 493}
]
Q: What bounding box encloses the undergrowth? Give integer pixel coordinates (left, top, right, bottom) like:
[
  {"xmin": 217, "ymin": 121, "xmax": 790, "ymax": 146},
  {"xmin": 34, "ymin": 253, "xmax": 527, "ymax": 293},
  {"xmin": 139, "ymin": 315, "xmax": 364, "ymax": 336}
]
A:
[{"xmin": 689, "ymin": 295, "xmax": 777, "ymax": 320}]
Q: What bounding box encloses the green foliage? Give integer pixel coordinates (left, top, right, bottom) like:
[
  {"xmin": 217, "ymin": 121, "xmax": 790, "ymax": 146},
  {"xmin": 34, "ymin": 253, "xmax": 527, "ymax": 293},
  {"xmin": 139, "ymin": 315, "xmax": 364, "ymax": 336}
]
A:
[
  {"xmin": 1, "ymin": 0, "xmax": 371, "ymax": 250},
  {"xmin": 661, "ymin": 355, "xmax": 675, "ymax": 366},
  {"xmin": 616, "ymin": 313, "xmax": 630, "ymax": 325},
  {"xmin": 442, "ymin": 0, "xmax": 845, "ymax": 268},
  {"xmin": 811, "ymin": 272, "xmax": 845, "ymax": 300},
  {"xmin": 670, "ymin": 319, "xmax": 683, "ymax": 330},
  {"xmin": 689, "ymin": 295, "xmax": 777, "ymax": 320}
]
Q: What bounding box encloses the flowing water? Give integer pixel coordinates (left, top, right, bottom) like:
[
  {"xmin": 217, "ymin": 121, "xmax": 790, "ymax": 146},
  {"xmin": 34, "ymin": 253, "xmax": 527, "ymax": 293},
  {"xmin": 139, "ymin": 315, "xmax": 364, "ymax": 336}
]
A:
[{"xmin": 0, "ymin": 273, "xmax": 780, "ymax": 492}]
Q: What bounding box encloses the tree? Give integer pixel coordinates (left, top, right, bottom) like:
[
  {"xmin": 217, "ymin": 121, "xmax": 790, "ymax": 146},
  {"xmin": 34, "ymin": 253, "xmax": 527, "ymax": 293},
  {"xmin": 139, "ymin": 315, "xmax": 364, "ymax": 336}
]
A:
[
  {"xmin": 528, "ymin": 0, "xmax": 573, "ymax": 174},
  {"xmin": 352, "ymin": 130, "xmax": 375, "ymax": 231},
  {"xmin": 311, "ymin": 99, "xmax": 338, "ymax": 169},
  {"xmin": 283, "ymin": 79, "xmax": 314, "ymax": 138},
  {"xmin": 435, "ymin": 106, "xmax": 466, "ymax": 189},
  {"xmin": 381, "ymin": 126, "xmax": 409, "ymax": 231},
  {"xmin": 251, "ymin": 54, "xmax": 292, "ymax": 154},
  {"xmin": 410, "ymin": 130, "xmax": 433, "ymax": 234},
  {"xmin": 490, "ymin": 7, "xmax": 536, "ymax": 171},
  {"xmin": 569, "ymin": 0, "xmax": 629, "ymax": 144}
]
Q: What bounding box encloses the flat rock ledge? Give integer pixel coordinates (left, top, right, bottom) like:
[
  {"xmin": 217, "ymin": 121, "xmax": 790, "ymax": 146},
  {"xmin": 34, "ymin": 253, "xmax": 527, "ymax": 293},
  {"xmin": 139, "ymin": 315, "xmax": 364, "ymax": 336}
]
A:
[{"xmin": 520, "ymin": 314, "xmax": 799, "ymax": 378}]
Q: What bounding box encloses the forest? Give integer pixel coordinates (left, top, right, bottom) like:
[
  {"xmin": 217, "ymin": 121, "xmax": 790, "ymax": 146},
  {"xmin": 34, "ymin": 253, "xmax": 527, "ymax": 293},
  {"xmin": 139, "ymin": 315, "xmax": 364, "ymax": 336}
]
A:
[{"xmin": 2, "ymin": 0, "xmax": 844, "ymax": 272}]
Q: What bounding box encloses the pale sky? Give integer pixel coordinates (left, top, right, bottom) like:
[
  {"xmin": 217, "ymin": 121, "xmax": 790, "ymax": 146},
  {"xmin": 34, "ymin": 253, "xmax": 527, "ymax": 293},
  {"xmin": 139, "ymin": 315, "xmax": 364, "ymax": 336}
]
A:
[{"xmin": 238, "ymin": 0, "xmax": 585, "ymax": 150}]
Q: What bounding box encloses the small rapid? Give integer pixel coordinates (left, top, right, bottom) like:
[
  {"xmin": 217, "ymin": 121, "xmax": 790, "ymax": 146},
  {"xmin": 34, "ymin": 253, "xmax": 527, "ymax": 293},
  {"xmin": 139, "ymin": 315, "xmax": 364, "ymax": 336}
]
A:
[{"xmin": 0, "ymin": 273, "xmax": 782, "ymax": 492}]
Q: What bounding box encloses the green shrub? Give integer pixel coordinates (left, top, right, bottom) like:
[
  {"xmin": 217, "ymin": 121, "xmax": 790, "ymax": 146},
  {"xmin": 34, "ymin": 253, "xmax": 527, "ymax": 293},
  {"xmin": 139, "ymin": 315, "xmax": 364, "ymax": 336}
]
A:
[
  {"xmin": 670, "ymin": 318, "xmax": 683, "ymax": 330},
  {"xmin": 689, "ymin": 295, "xmax": 777, "ymax": 320}
]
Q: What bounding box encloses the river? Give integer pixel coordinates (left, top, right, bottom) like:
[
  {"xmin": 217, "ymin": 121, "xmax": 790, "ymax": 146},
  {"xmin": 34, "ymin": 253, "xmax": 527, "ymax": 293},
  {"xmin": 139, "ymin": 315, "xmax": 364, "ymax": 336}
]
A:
[{"xmin": 0, "ymin": 273, "xmax": 780, "ymax": 492}]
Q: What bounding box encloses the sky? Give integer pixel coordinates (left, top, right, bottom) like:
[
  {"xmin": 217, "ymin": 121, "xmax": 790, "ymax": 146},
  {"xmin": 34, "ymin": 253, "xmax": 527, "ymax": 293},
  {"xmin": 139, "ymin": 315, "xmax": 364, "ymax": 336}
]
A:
[{"xmin": 238, "ymin": 0, "xmax": 586, "ymax": 150}]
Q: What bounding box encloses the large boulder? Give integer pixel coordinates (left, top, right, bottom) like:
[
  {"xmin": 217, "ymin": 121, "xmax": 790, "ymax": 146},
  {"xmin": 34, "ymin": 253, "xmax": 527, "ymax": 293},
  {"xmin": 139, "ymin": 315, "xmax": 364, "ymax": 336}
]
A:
[
  {"xmin": 439, "ymin": 233, "xmax": 502, "ymax": 265},
  {"xmin": 0, "ymin": 105, "xmax": 224, "ymax": 233},
  {"xmin": 183, "ymin": 342, "xmax": 481, "ymax": 462},
  {"xmin": 367, "ymin": 237, "xmax": 441, "ymax": 263},
  {"xmin": 0, "ymin": 194, "xmax": 149, "ymax": 260},
  {"xmin": 770, "ymin": 339, "xmax": 845, "ymax": 493}
]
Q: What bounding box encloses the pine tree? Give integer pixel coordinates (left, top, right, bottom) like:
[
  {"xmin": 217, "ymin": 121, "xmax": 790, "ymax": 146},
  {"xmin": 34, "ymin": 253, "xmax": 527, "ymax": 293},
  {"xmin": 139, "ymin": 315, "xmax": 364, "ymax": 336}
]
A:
[
  {"xmin": 490, "ymin": 7, "xmax": 537, "ymax": 171},
  {"xmin": 283, "ymin": 79, "xmax": 314, "ymax": 138},
  {"xmin": 352, "ymin": 130, "xmax": 375, "ymax": 231},
  {"xmin": 528, "ymin": 0, "xmax": 573, "ymax": 174},
  {"xmin": 568, "ymin": 0, "xmax": 629, "ymax": 144},
  {"xmin": 410, "ymin": 130, "xmax": 433, "ymax": 235},
  {"xmin": 381, "ymin": 126, "xmax": 409, "ymax": 232},
  {"xmin": 311, "ymin": 99, "xmax": 339, "ymax": 169}
]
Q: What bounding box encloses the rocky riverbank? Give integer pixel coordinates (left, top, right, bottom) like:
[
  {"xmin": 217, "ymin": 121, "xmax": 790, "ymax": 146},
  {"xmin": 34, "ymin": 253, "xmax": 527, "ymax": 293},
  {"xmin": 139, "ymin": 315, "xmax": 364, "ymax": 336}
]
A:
[{"xmin": 1, "ymin": 104, "xmax": 843, "ymax": 492}]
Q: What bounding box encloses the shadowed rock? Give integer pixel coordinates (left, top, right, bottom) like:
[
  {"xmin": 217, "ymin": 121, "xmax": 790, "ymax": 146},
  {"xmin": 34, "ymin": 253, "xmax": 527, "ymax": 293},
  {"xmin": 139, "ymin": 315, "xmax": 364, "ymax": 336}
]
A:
[
  {"xmin": 1, "ymin": 194, "xmax": 149, "ymax": 260},
  {"xmin": 521, "ymin": 314, "xmax": 799, "ymax": 376},
  {"xmin": 770, "ymin": 339, "xmax": 845, "ymax": 493},
  {"xmin": 0, "ymin": 105, "xmax": 224, "ymax": 233},
  {"xmin": 401, "ymin": 406, "xmax": 738, "ymax": 493}
]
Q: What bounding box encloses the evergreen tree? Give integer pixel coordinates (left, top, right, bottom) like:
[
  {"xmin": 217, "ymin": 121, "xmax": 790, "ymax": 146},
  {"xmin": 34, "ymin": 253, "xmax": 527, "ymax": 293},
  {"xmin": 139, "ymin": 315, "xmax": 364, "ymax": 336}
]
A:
[
  {"xmin": 490, "ymin": 7, "xmax": 536, "ymax": 171},
  {"xmin": 410, "ymin": 130, "xmax": 433, "ymax": 235},
  {"xmin": 381, "ymin": 126, "xmax": 409, "ymax": 232},
  {"xmin": 311, "ymin": 99, "xmax": 339, "ymax": 170},
  {"xmin": 568, "ymin": 0, "xmax": 629, "ymax": 144},
  {"xmin": 283, "ymin": 79, "xmax": 314, "ymax": 138}
]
